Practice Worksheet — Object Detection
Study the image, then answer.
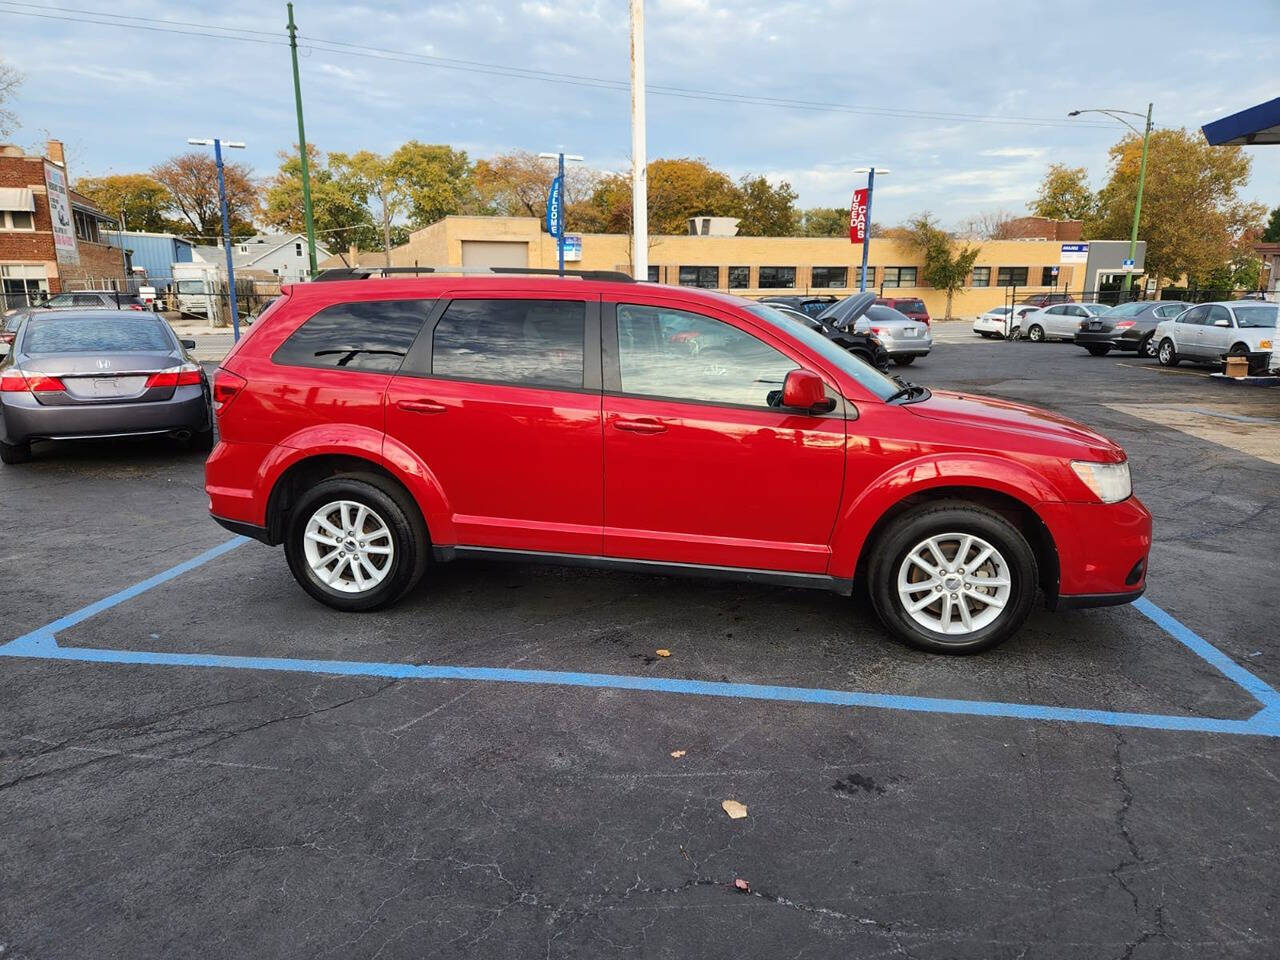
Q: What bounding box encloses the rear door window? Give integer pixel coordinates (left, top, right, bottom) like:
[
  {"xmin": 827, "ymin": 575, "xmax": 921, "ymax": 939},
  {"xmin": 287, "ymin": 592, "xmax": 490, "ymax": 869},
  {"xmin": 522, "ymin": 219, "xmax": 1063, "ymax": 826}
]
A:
[
  {"xmin": 272, "ymin": 299, "xmax": 430, "ymax": 373},
  {"xmin": 431, "ymin": 298, "xmax": 585, "ymax": 389},
  {"xmin": 24, "ymin": 316, "xmax": 172, "ymax": 353}
]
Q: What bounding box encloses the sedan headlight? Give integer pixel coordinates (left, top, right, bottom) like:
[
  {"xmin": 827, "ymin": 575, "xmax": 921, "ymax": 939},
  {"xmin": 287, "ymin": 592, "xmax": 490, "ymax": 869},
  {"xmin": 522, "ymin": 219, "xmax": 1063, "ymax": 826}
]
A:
[{"xmin": 1071, "ymin": 460, "xmax": 1131, "ymax": 503}]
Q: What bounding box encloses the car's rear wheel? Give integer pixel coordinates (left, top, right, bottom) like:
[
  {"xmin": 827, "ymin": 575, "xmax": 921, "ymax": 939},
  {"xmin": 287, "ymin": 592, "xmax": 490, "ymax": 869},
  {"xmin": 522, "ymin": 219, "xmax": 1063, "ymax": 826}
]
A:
[
  {"xmin": 1157, "ymin": 338, "xmax": 1179, "ymax": 366},
  {"xmin": 0, "ymin": 438, "xmax": 31, "ymax": 465},
  {"xmin": 284, "ymin": 475, "xmax": 428, "ymax": 612},
  {"xmin": 1138, "ymin": 333, "xmax": 1157, "ymax": 358},
  {"xmin": 892, "ymin": 356, "xmax": 915, "ymax": 366},
  {"xmin": 1027, "ymin": 324, "xmax": 1045, "ymax": 342},
  {"xmin": 868, "ymin": 501, "xmax": 1038, "ymax": 654},
  {"xmin": 1085, "ymin": 344, "xmax": 1112, "ymax": 356}
]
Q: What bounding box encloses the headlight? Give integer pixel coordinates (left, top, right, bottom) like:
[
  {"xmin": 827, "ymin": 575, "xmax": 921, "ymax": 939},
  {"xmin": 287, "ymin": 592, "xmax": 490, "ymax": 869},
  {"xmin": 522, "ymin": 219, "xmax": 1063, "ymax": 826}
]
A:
[{"xmin": 1070, "ymin": 460, "xmax": 1131, "ymax": 503}]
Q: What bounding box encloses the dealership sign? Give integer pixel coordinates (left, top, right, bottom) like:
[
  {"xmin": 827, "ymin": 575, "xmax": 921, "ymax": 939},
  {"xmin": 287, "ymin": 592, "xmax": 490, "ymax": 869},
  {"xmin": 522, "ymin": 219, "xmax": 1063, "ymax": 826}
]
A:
[
  {"xmin": 849, "ymin": 188, "xmax": 868, "ymax": 244},
  {"xmin": 545, "ymin": 174, "xmax": 564, "ymax": 239},
  {"xmin": 1059, "ymin": 242, "xmax": 1088, "ymax": 264},
  {"xmin": 43, "ymin": 162, "xmax": 79, "ymax": 265},
  {"xmin": 563, "ymin": 234, "xmax": 582, "ymax": 261}
]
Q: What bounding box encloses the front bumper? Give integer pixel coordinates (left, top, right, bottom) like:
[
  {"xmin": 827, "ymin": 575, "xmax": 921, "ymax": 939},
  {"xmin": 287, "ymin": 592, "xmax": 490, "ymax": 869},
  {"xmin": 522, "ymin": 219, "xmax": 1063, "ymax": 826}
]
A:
[
  {"xmin": 1036, "ymin": 495, "xmax": 1152, "ymax": 605},
  {"xmin": 0, "ymin": 386, "xmax": 210, "ymax": 443}
]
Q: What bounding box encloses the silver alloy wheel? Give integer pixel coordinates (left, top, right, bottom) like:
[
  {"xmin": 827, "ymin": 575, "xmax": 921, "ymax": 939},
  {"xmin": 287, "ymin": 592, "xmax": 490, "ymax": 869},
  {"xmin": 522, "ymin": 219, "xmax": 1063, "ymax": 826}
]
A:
[
  {"xmin": 302, "ymin": 499, "xmax": 394, "ymax": 594},
  {"xmin": 1140, "ymin": 334, "xmax": 1157, "ymax": 358},
  {"xmin": 896, "ymin": 532, "xmax": 1012, "ymax": 637},
  {"xmin": 1028, "ymin": 324, "xmax": 1044, "ymax": 342},
  {"xmin": 1158, "ymin": 339, "xmax": 1174, "ymax": 364}
]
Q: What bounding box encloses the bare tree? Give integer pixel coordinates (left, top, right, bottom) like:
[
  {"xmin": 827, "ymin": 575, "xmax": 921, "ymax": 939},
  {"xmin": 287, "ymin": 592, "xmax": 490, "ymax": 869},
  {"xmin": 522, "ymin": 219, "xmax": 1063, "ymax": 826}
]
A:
[
  {"xmin": 958, "ymin": 209, "xmax": 1021, "ymax": 240},
  {"xmin": 0, "ymin": 59, "xmax": 23, "ymax": 137}
]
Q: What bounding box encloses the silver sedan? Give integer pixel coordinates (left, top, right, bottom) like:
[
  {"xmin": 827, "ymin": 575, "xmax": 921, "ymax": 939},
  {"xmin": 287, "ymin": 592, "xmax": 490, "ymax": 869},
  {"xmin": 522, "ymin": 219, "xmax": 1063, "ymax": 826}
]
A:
[{"xmin": 818, "ymin": 293, "xmax": 932, "ymax": 366}]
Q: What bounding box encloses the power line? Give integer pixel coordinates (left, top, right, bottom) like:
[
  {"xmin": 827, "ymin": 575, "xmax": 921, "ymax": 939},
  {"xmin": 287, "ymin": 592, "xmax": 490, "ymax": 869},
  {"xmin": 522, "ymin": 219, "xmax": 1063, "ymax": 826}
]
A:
[{"xmin": 0, "ymin": 1, "xmax": 1123, "ymax": 130}]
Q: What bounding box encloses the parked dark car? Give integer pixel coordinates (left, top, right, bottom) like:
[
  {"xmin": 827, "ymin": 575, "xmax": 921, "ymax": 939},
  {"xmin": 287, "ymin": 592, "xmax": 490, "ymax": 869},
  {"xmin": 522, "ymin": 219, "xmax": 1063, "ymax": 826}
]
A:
[
  {"xmin": 766, "ymin": 303, "xmax": 890, "ymax": 371},
  {"xmin": 1074, "ymin": 300, "xmax": 1190, "ymax": 357},
  {"xmin": 758, "ymin": 295, "xmax": 840, "ymax": 318},
  {"xmin": 876, "ymin": 297, "xmax": 930, "ymax": 326},
  {"xmin": 0, "ymin": 310, "xmax": 213, "ymax": 464},
  {"xmin": 1, "ymin": 311, "xmax": 24, "ymax": 352}
]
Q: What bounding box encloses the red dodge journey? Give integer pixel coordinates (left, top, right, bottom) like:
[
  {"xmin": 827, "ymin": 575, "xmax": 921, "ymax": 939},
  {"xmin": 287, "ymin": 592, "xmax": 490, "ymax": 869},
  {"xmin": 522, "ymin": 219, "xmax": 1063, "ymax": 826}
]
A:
[{"xmin": 205, "ymin": 269, "xmax": 1150, "ymax": 654}]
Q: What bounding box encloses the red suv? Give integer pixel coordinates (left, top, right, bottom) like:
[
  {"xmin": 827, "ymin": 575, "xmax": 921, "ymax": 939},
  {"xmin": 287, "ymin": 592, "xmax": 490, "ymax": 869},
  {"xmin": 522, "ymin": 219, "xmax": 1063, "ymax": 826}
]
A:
[
  {"xmin": 875, "ymin": 297, "xmax": 930, "ymax": 325},
  {"xmin": 205, "ymin": 271, "xmax": 1150, "ymax": 653}
]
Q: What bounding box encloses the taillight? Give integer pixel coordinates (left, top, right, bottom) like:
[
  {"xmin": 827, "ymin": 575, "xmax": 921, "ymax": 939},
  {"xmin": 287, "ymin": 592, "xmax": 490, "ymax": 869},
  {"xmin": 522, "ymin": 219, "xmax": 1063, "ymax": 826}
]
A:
[
  {"xmin": 0, "ymin": 369, "xmax": 65, "ymax": 392},
  {"xmin": 1114, "ymin": 321, "xmax": 1135, "ymax": 330},
  {"xmin": 128, "ymin": 304, "xmax": 144, "ymax": 311},
  {"xmin": 212, "ymin": 368, "xmax": 247, "ymax": 414},
  {"xmin": 145, "ymin": 362, "xmax": 203, "ymax": 388}
]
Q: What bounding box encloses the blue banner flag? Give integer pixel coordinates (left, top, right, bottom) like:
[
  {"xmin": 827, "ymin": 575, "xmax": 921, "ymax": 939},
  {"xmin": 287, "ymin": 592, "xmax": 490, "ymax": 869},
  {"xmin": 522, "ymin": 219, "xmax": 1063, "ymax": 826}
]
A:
[{"xmin": 545, "ymin": 174, "xmax": 564, "ymax": 237}]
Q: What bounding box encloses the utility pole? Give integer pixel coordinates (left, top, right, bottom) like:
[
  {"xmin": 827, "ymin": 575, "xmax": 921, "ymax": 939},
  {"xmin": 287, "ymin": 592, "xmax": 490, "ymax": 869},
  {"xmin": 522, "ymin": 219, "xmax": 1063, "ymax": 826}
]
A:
[
  {"xmin": 188, "ymin": 137, "xmax": 246, "ymax": 341},
  {"xmin": 287, "ymin": 2, "xmax": 318, "ymax": 278},
  {"xmin": 629, "ymin": 0, "xmax": 648, "ymax": 280}
]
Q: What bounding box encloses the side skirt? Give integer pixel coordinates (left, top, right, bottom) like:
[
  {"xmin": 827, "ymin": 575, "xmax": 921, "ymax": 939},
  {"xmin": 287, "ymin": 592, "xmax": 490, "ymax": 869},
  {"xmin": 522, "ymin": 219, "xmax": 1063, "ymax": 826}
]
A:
[{"xmin": 433, "ymin": 545, "xmax": 854, "ymax": 596}]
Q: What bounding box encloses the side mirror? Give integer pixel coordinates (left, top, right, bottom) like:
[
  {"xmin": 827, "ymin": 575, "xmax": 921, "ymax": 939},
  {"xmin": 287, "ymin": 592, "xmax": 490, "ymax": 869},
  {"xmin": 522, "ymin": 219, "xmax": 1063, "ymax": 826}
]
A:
[
  {"xmin": 782, "ymin": 369, "xmax": 836, "ymax": 413},
  {"xmin": 180, "ymin": 338, "xmax": 197, "ymax": 349},
  {"xmin": 1213, "ymin": 318, "xmax": 1230, "ymax": 328}
]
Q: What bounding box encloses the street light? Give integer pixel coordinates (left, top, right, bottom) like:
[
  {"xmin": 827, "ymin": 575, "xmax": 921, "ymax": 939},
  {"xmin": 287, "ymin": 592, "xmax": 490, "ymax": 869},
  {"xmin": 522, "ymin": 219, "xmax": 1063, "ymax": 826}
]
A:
[
  {"xmin": 538, "ymin": 151, "xmax": 584, "ymax": 276},
  {"xmin": 852, "ymin": 167, "xmax": 891, "ymax": 292},
  {"xmin": 1069, "ymin": 104, "xmax": 1153, "ymax": 296},
  {"xmin": 188, "ymin": 137, "xmax": 246, "ymax": 340}
]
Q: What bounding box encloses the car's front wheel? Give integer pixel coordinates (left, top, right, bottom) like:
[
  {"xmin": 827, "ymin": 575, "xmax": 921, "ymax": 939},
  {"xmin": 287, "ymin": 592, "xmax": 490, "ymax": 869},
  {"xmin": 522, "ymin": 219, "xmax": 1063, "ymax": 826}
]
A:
[
  {"xmin": 1027, "ymin": 324, "xmax": 1045, "ymax": 342},
  {"xmin": 284, "ymin": 475, "xmax": 429, "ymax": 611},
  {"xmin": 868, "ymin": 501, "xmax": 1038, "ymax": 654},
  {"xmin": 1157, "ymin": 338, "xmax": 1179, "ymax": 366}
]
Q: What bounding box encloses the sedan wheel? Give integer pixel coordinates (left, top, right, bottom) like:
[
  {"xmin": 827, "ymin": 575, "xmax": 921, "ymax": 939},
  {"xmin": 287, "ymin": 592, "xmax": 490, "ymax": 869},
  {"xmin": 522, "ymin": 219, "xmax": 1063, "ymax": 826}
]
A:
[
  {"xmin": 1139, "ymin": 333, "xmax": 1157, "ymax": 358},
  {"xmin": 1027, "ymin": 324, "xmax": 1045, "ymax": 342},
  {"xmin": 1157, "ymin": 338, "xmax": 1179, "ymax": 367}
]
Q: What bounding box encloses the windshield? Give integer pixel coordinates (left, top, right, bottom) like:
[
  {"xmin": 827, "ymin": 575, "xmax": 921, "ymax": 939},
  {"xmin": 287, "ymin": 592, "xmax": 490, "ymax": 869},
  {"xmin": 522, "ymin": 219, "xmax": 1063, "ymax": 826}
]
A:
[
  {"xmin": 1081, "ymin": 303, "xmax": 1108, "ymax": 315},
  {"xmin": 1233, "ymin": 304, "xmax": 1277, "ymax": 328},
  {"xmin": 177, "ymin": 280, "xmax": 207, "ymax": 295},
  {"xmin": 24, "ymin": 316, "xmax": 173, "ymax": 354},
  {"xmin": 745, "ymin": 302, "xmax": 900, "ymax": 401},
  {"xmin": 866, "ymin": 305, "xmax": 914, "ymax": 324}
]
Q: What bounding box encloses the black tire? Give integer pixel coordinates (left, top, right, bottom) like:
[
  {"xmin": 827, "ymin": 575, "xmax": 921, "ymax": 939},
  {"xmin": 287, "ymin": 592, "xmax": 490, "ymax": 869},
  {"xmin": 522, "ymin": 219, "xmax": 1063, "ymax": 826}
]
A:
[
  {"xmin": 1085, "ymin": 344, "xmax": 1112, "ymax": 356},
  {"xmin": 1138, "ymin": 333, "xmax": 1157, "ymax": 359},
  {"xmin": 0, "ymin": 439, "xmax": 31, "ymax": 465},
  {"xmin": 1157, "ymin": 338, "xmax": 1179, "ymax": 367},
  {"xmin": 284, "ymin": 474, "xmax": 429, "ymax": 612},
  {"xmin": 1027, "ymin": 324, "xmax": 1045, "ymax": 342},
  {"xmin": 892, "ymin": 356, "xmax": 915, "ymax": 366},
  {"xmin": 867, "ymin": 500, "xmax": 1038, "ymax": 654}
]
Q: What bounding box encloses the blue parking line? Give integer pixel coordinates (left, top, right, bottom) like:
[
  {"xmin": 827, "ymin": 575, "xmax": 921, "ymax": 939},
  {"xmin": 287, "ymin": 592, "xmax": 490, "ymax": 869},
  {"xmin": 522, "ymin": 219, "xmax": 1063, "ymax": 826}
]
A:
[{"xmin": 2, "ymin": 536, "xmax": 1278, "ymax": 738}]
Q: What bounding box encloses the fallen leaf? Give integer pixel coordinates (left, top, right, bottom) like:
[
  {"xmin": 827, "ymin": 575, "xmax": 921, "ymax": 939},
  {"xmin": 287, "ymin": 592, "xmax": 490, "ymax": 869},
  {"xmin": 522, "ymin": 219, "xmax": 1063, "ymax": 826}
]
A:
[
  {"xmin": 721, "ymin": 799, "xmax": 748, "ymax": 820},
  {"xmin": 656, "ymin": 649, "xmax": 671, "ymax": 657},
  {"xmin": 670, "ymin": 750, "xmax": 686, "ymax": 758},
  {"xmin": 734, "ymin": 878, "xmax": 751, "ymax": 893}
]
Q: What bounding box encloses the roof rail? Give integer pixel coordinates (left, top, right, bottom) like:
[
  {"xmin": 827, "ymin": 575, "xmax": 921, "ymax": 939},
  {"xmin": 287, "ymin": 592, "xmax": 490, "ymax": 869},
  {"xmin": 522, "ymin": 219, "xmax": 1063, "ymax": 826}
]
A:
[{"xmin": 312, "ymin": 266, "xmax": 636, "ymax": 283}]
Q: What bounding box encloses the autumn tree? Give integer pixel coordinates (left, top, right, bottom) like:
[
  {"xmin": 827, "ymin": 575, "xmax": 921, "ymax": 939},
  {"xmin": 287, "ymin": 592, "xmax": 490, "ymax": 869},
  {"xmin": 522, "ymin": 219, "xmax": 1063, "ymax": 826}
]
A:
[
  {"xmin": 261, "ymin": 145, "xmax": 379, "ymax": 251},
  {"xmin": 474, "ymin": 150, "xmax": 600, "ymax": 226},
  {"xmin": 1030, "ymin": 164, "xmax": 1095, "ymax": 221},
  {"xmin": 958, "ymin": 209, "xmax": 1021, "ymax": 239},
  {"xmin": 732, "ymin": 175, "xmax": 797, "ymax": 236},
  {"xmin": 151, "ymin": 152, "xmax": 258, "ymax": 240},
  {"xmin": 645, "ymin": 158, "xmax": 739, "ymax": 234},
  {"xmin": 74, "ymin": 174, "xmax": 175, "ymax": 233},
  {"xmin": 328, "ymin": 150, "xmax": 412, "ymax": 265},
  {"xmin": 392, "ymin": 141, "xmax": 478, "ymax": 228},
  {"xmin": 1086, "ymin": 128, "xmax": 1264, "ymax": 287},
  {"xmin": 0, "ymin": 58, "xmax": 21, "ymax": 136},
  {"xmin": 798, "ymin": 207, "xmax": 848, "ymax": 237},
  {"xmin": 905, "ymin": 213, "xmax": 980, "ymax": 320}
]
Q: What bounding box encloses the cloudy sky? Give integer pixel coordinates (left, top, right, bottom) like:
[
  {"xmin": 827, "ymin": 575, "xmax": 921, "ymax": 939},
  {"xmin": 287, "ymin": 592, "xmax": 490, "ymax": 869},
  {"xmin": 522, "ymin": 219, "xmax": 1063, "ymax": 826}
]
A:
[{"xmin": 2, "ymin": 0, "xmax": 1277, "ymax": 229}]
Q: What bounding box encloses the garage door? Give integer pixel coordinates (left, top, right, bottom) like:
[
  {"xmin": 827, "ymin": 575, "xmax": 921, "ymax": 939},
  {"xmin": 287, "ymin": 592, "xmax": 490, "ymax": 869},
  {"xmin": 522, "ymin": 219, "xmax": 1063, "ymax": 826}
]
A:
[{"xmin": 460, "ymin": 241, "xmax": 529, "ymax": 268}]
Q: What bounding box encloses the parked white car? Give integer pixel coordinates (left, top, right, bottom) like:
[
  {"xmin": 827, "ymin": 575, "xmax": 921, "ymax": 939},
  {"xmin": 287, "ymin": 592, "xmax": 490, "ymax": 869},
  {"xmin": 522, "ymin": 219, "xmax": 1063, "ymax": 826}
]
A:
[
  {"xmin": 1019, "ymin": 302, "xmax": 1109, "ymax": 342},
  {"xmin": 1154, "ymin": 301, "xmax": 1277, "ymax": 373},
  {"xmin": 974, "ymin": 306, "xmax": 1015, "ymax": 338}
]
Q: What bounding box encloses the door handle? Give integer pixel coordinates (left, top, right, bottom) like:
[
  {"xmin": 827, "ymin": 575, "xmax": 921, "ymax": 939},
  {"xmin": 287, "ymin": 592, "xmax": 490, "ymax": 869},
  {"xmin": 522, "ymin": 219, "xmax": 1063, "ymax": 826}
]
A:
[
  {"xmin": 396, "ymin": 399, "xmax": 447, "ymax": 414},
  {"xmin": 613, "ymin": 417, "xmax": 667, "ymax": 435}
]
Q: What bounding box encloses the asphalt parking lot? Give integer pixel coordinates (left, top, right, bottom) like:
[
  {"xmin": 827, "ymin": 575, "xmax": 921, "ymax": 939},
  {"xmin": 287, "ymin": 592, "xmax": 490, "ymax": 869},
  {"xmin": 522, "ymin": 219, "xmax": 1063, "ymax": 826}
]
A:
[{"xmin": 2, "ymin": 330, "xmax": 1278, "ymax": 959}]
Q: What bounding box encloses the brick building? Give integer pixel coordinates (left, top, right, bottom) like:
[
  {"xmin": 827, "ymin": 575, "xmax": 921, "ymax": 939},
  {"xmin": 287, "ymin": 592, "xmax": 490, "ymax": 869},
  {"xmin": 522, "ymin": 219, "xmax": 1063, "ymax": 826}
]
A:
[{"xmin": 0, "ymin": 140, "xmax": 128, "ymax": 309}]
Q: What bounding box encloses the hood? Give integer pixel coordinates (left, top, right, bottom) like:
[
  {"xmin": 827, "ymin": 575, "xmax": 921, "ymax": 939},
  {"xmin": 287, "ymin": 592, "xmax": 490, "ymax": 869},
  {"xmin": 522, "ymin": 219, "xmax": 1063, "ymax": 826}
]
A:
[
  {"xmin": 817, "ymin": 291, "xmax": 876, "ymax": 328},
  {"xmin": 908, "ymin": 389, "xmax": 1123, "ymax": 460}
]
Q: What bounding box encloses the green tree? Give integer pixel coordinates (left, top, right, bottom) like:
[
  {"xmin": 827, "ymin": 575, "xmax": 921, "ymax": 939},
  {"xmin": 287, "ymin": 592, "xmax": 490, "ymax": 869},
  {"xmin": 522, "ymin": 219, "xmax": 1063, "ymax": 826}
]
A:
[
  {"xmin": 905, "ymin": 213, "xmax": 980, "ymax": 319},
  {"xmin": 1086, "ymin": 128, "xmax": 1264, "ymax": 288},
  {"xmin": 1262, "ymin": 206, "xmax": 1280, "ymax": 243},
  {"xmin": 390, "ymin": 141, "xmax": 478, "ymax": 229},
  {"xmin": 1030, "ymin": 163, "xmax": 1095, "ymax": 221},
  {"xmin": 74, "ymin": 173, "xmax": 176, "ymax": 234},
  {"xmin": 327, "ymin": 150, "xmax": 412, "ymax": 265},
  {"xmin": 798, "ymin": 207, "xmax": 848, "ymax": 237},
  {"xmin": 733, "ymin": 175, "xmax": 797, "ymax": 236},
  {"xmin": 645, "ymin": 158, "xmax": 739, "ymax": 234},
  {"xmin": 261, "ymin": 145, "xmax": 379, "ymax": 251}
]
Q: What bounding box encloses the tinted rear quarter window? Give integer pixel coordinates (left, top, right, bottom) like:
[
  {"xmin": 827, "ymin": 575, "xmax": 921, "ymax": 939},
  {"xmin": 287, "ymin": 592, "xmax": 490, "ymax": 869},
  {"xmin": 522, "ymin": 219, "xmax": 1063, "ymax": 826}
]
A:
[
  {"xmin": 24, "ymin": 316, "xmax": 172, "ymax": 353},
  {"xmin": 273, "ymin": 299, "xmax": 429, "ymax": 373},
  {"xmin": 431, "ymin": 299, "xmax": 585, "ymax": 389}
]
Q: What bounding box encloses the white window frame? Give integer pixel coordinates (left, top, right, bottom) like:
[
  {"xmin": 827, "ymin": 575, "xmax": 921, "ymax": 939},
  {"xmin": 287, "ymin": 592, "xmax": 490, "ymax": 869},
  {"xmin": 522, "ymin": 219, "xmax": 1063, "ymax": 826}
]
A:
[{"xmin": 0, "ymin": 210, "xmax": 36, "ymax": 231}]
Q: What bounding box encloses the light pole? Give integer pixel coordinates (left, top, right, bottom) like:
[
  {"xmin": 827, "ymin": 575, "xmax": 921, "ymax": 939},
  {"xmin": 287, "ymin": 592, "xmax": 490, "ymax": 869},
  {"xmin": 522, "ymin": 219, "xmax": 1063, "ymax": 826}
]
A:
[
  {"xmin": 188, "ymin": 137, "xmax": 246, "ymax": 340},
  {"xmin": 1069, "ymin": 103, "xmax": 1153, "ymax": 296},
  {"xmin": 538, "ymin": 151, "xmax": 584, "ymax": 276},
  {"xmin": 629, "ymin": 0, "xmax": 647, "ymax": 280},
  {"xmin": 852, "ymin": 167, "xmax": 890, "ymax": 292}
]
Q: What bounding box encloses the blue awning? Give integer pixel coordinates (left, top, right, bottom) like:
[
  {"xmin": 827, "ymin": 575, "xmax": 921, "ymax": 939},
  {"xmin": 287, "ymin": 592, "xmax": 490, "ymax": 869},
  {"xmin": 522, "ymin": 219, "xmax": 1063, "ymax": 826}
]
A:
[{"xmin": 1202, "ymin": 96, "xmax": 1280, "ymax": 146}]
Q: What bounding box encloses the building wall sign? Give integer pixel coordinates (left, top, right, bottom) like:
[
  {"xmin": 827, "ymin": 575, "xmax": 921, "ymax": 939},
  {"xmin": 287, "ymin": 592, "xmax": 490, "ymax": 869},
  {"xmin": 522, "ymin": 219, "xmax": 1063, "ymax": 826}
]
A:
[
  {"xmin": 43, "ymin": 162, "xmax": 79, "ymax": 265},
  {"xmin": 1059, "ymin": 243, "xmax": 1088, "ymax": 265}
]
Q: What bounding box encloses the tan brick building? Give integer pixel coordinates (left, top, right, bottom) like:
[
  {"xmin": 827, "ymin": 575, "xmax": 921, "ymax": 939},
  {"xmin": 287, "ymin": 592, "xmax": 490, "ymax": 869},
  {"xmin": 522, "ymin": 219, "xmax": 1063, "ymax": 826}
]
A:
[{"xmin": 0, "ymin": 140, "xmax": 127, "ymax": 309}]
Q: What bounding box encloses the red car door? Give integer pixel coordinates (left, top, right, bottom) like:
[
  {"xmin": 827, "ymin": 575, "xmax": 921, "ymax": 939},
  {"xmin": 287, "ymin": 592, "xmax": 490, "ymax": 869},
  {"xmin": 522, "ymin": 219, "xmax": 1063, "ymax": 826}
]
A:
[
  {"xmin": 601, "ymin": 296, "xmax": 846, "ymax": 574},
  {"xmin": 383, "ymin": 292, "xmax": 603, "ymax": 555}
]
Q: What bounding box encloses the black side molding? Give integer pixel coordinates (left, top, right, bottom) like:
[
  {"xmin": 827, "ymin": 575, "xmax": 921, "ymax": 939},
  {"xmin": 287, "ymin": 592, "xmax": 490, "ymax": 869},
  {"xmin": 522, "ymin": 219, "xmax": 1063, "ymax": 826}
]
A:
[
  {"xmin": 1050, "ymin": 587, "xmax": 1145, "ymax": 611},
  {"xmin": 211, "ymin": 514, "xmax": 273, "ymax": 545}
]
